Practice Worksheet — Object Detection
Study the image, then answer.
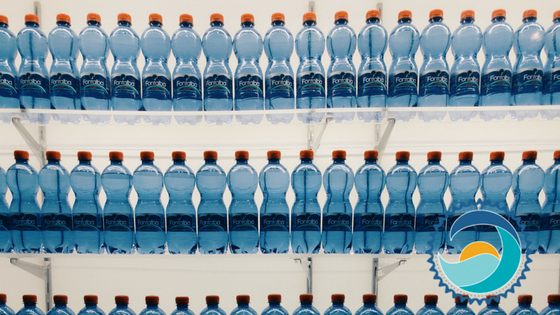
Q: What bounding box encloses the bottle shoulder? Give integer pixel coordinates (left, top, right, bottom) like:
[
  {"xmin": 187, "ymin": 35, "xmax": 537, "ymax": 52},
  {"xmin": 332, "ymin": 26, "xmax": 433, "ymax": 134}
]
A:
[{"xmin": 102, "ymin": 164, "xmax": 132, "ymax": 176}]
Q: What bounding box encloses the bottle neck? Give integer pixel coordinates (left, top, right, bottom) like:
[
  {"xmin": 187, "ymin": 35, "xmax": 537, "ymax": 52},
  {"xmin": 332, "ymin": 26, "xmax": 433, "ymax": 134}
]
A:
[
  {"xmin": 25, "ymin": 21, "xmax": 39, "ymax": 27},
  {"xmin": 237, "ymin": 303, "xmax": 249, "ymax": 308},
  {"xmin": 398, "ymin": 18, "xmax": 411, "ymax": 24},
  {"xmin": 24, "ymin": 303, "xmax": 37, "ymax": 307},
  {"xmin": 523, "ymin": 158, "xmax": 536, "ymax": 165},
  {"xmin": 241, "ymin": 21, "xmax": 254, "ymax": 27},
  {"xmin": 142, "ymin": 159, "xmax": 155, "ymax": 165},
  {"xmin": 236, "ymin": 159, "xmax": 248, "ymax": 165},
  {"xmin": 111, "ymin": 160, "xmax": 123, "ymax": 165},
  {"xmin": 146, "ymin": 304, "xmax": 159, "ymax": 309},
  {"xmin": 211, "ymin": 21, "xmax": 223, "ymax": 27},
  {"xmin": 85, "ymin": 303, "xmax": 97, "ymax": 308},
  {"xmin": 16, "ymin": 158, "xmax": 29, "ymax": 164},
  {"xmin": 272, "ymin": 20, "xmax": 284, "ymax": 26},
  {"xmin": 118, "ymin": 21, "xmax": 131, "ymax": 27},
  {"xmin": 47, "ymin": 159, "xmax": 61, "ymax": 165},
  {"xmin": 207, "ymin": 304, "xmax": 219, "ymax": 309},
  {"xmin": 79, "ymin": 159, "xmax": 92, "ymax": 165},
  {"xmin": 424, "ymin": 303, "xmax": 437, "ymax": 308},
  {"xmin": 269, "ymin": 302, "xmax": 280, "ymax": 307},
  {"xmin": 518, "ymin": 303, "xmax": 531, "ymax": 308},
  {"xmin": 428, "ymin": 160, "xmax": 441, "ymax": 165},
  {"xmin": 555, "ymin": 18, "xmax": 560, "ymax": 23},
  {"xmin": 365, "ymin": 159, "xmax": 378, "ymax": 164},
  {"xmin": 395, "ymin": 302, "xmax": 407, "ymax": 307},
  {"xmin": 301, "ymin": 302, "xmax": 313, "ymax": 307},
  {"xmin": 57, "ymin": 21, "xmax": 70, "ymax": 27},
  {"xmin": 180, "ymin": 22, "xmax": 193, "ymax": 28},
  {"xmin": 364, "ymin": 302, "xmax": 376, "ymax": 307},
  {"xmin": 116, "ymin": 304, "xmax": 129, "ymax": 308},
  {"xmin": 396, "ymin": 159, "xmax": 409, "ymax": 165},
  {"xmin": 549, "ymin": 302, "xmax": 560, "ymax": 308},
  {"xmin": 429, "ymin": 17, "xmax": 443, "ymax": 23},
  {"xmin": 335, "ymin": 19, "xmax": 348, "ymax": 25},
  {"xmin": 303, "ymin": 20, "xmax": 316, "ymax": 27},
  {"xmin": 492, "ymin": 16, "xmax": 506, "ymax": 23},
  {"xmin": 523, "ymin": 17, "xmax": 537, "ymax": 23},
  {"xmin": 300, "ymin": 158, "xmax": 313, "ymax": 163},
  {"xmin": 555, "ymin": 158, "xmax": 560, "ymax": 164},
  {"xmin": 150, "ymin": 21, "xmax": 162, "ymax": 27},
  {"xmin": 204, "ymin": 159, "xmax": 217, "ymax": 164},
  {"xmin": 173, "ymin": 159, "xmax": 186, "ymax": 165},
  {"xmin": 366, "ymin": 17, "xmax": 380, "ymax": 24},
  {"xmin": 459, "ymin": 160, "xmax": 472, "ymax": 165},
  {"xmin": 0, "ymin": 22, "xmax": 8, "ymax": 28},
  {"xmin": 55, "ymin": 303, "xmax": 67, "ymax": 308},
  {"xmin": 333, "ymin": 158, "xmax": 346, "ymax": 164},
  {"xmin": 461, "ymin": 17, "xmax": 474, "ymax": 24},
  {"xmin": 88, "ymin": 21, "xmax": 100, "ymax": 26},
  {"xmin": 490, "ymin": 159, "xmax": 504, "ymax": 165},
  {"xmin": 268, "ymin": 159, "xmax": 280, "ymax": 164},
  {"xmin": 177, "ymin": 304, "xmax": 189, "ymax": 310},
  {"xmin": 332, "ymin": 302, "xmax": 344, "ymax": 307}
]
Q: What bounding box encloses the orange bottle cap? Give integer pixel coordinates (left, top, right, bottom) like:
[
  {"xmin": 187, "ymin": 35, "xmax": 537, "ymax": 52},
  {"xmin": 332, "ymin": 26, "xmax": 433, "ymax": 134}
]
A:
[
  {"xmin": 554, "ymin": 150, "xmax": 560, "ymax": 160},
  {"xmin": 489, "ymin": 151, "xmax": 505, "ymax": 161},
  {"xmin": 335, "ymin": 11, "xmax": 348, "ymax": 21},
  {"xmin": 461, "ymin": 10, "xmax": 475, "ymax": 20},
  {"xmin": 364, "ymin": 150, "xmax": 378, "ymax": 160},
  {"xmin": 332, "ymin": 150, "xmax": 346, "ymax": 160},
  {"xmin": 396, "ymin": 151, "xmax": 410, "ymax": 161},
  {"xmin": 522, "ymin": 150, "xmax": 537, "ymax": 160},
  {"xmin": 548, "ymin": 294, "xmax": 560, "ymax": 304},
  {"xmin": 523, "ymin": 10, "xmax": 537, "ymax": 20},
  {"xmin": 236, "ymin": 295, "xmax": 250, "ymax": 304},
  {"xmin": 554, "ymin": 10, "xmax": 560, "ymax": 20},
  {"xmin": 206, "ymin": 295, "xmax": 219, "ymax": 304},
  {"xmin": 241, "ymin": 14, "xmax": 254, "ymax": 24},
  {"xmin": 518, "ymin": 295, "xmax": 532, "ymax": 304},
  {"xmin": 394, "ymin": 294, "xmax": 407, "ymax": 303},
  {"xmin": 331, "ymin": 294, "xmax": 345, "ymax": 303},
  {"xmin": 424, "ymin": 295, "xmax": 438, "ymax": 304},
  {"xmin": 14, "ymin": 150, "xmax": 29, "ymax": 160},
  {"xmin": 427, "ymin": 151, "xmax": 442, "ymax": 161},
  {"xmin": 115, "ymin": 296, "xmax": 129, "ymax": 304},
  {"xmin": 176, "ymin": 297, "xmax": 189, "ymax": 305},
  {"xmin": 149, "ymin": 13, "xmax": 163, "ymax": 24},
  {"xmin": 172, "ymin": 151, "xmax": 186, "ymax": 160},
  {"xmin": 77, "ymin": 151, "xmax": 92, "ymax": 161},
  {"xmin": 303, "ymin": 12, "xmax": 316, "ymax": 23},
  {"xmin": 492, "ymin": 9, "xmax": 506, "ymax": 19},
  {"xmin": 53, "ymin": 295, "xmax": 68, "ymax": 304},
  {"xmin": 109, "ymin": 151, "xmax": 124, "ymax": 161},
  {"xmin": 0, "ymin": 15, "xmax": 8, "ymax": 25},
  {"xmin": 366, "ymin": 10, "xmax": 380, "ymax": 20},
  {"xmin": 46, "ymin": 151, "xmax": 61, "ymax": 160},
  {"xmin": 267, "ymin": 150, "xmax": 281, "ymax": 160},
  {"xmin": 459, "ymin": 151, "xmax": 473, "ymax": 161},
  {"xmin": 145, "ymin": 296, "xmax": 159, "ymax": 304},
  {"xmin": 398, "ymin": 10, "xmax": 412, "ymax": 20},
  {"xmin": 204, "ymin": 150, "xmax": 218, "ymax": 160},
  {"xmin": 87, "ymin": 13, "xmax": 101, "ymax": 23},
  {"xmin": 140, "ymin": 151, "xmax": 155, "ymax": 160},
  {"xmin": 268, "ymin": 294, "xmax": 281, "ymax": 303},
  {"xmin": 300, "ymin": 150, "xmax": 314, "ymax": 159},
  {"xmin": 84, "ymin": 295, "xmax": 98, "ymax": 304},
  {"xmin": 180, "ymin": 14, "xmax": 193, "ymax": 24},
  {"xmin": 271, "ymin": 13, "xmax": 285, "ymax": 23},
  {"xmin": 429, "ymin": 9, "xmax": 443, "ymax": 20},
  {"xmin": 25, "ymin": 14, "xmax": 39, "ymax": 24},
  {"xmin": 23, "ymin": 295, "xmax": 37, "ymax": 303},
  {"xmin": 57, "ymin": 14, "xmax": 71, "ymax": 24},
  {"xmin": 118, "ymin": 13, "xmax": 131, "ymax": 23},
  {"xmin": 235, "ymin": 150, "xmax": 249, "ymax": 160},
  {"xmin": 210, "ymin": 13, "xmax": 224, "ymax": 23},
  {"xmin": 363, "ymin": 294, "xmax": 377, "ymax": 304},
  {"xmin": 300, "ymin": 294, "xmax": 313, "ymax": 303}
]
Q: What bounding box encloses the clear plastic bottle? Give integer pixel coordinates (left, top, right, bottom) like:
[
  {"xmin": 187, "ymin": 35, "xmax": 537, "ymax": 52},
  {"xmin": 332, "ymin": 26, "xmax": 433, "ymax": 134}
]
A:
[
  {"xmin": 228, "ymin": 150, "xmax": 259, "ymax": 253},
  {"xmin": 447, "ymin": 296, "xmax": 474, "ymax": 315},
  {"xmin": 164, "ymin": 151, "xmax": 197, "ymax": 254},
  {"xmin": 543, "ymin": 11, "xmax": 560, "ymax": 106},
  {"xmin": 511, "ymin": 150, "xmax": 544, "ymax": 253},
  {"xmin": 383, "ymin": 151, "xmax": 416, "ymax": 254},
  {"xmin": 39, "ymin": 151, "xmax": 73, "ymax": 253},
  {"xmin": 201, "ymin": 296, "xmax": 226, "ymax": 315},
  {"xmin": 47, "ymin": 296, "xmax": 74, "ymax": 315},
  {"xmin": 233, "ymin": 14, "xmax": 264, "ymax": 125},
  {"xmin": 0, "ymin": 15, "xmax": 19, "ymax": 111},
  {"xmin": 510, "ymin": 295, "xmax": 538, "ymax": 315},
  {"xmin": 0, "ymin": 294, "xmax": 15, "ymax": 315},
  {"xmin": 262, "ymin": 295, "xmax": 288, "ymax": 315},
  {"xmin": 322, "ymin": 150, "xmax": 353, "ymax": 254},
  {"xmin": 447, "ymin": 151, "xmax": 480, "ymax": 254},
  {"xmin": 101, "ymin": 151, "xmax": 134, "ymax": 254},
  {"xmin": 293, "ymin": 295, "xmax": 320, "ymax": 315},
  {"xmin": 540, "ymin": 295, "xmax": 560, "ymax": 315},
  {"xmin": 357, "ymin": 10, "xmax": 387, "ymax": 123},
  {"xmin": 259, "ymin": 150, "xmax": 290, "ymax": 254},
  {"xmin": 133, "ymin": 151, "xmax": 165, "ymax": 254},
  {"xmin": 0, "ymin": 165, "xmax": 12, "ymax": 252},
  {"xmin": 77, "ymin": 296, "xmax": 105, "ymax": 315},
  {"xmin": 172, "ymin": 14, "xmax": 202, "ymax": 125},
  {"xmin": 171, "ymin": 297, "xmax": 194, "ymax": 315},
  {"xmin": 387, "ymin": 295, "xmax": 413, "ymax": 315},
  {"xmin": 196, "ymin": 151, "xmax": 228, "ymax": 254},
  {"xmin": 324, "ymin": 295, "xmax": 351, "ymax": 315},
  {"xmin": 295, "ymin": 12, "xmax": 326, "ymax": 123},
  {"xmin": 541, "ymin": 150, "xmax": 560, "ymax": 253},
  {"xmin": 202, "ymin": 14, "xmax": 233, "ymax": 125},
  {"xmin": 417, "ymin": 296, "xmax": 444, "ymax": 315},
  {"xmin": 353, "ymin": 151, "xmax": 385, "ymax": 254},
  {"xmin": 139, "ymin": 296, "xmax": 165, "ymax": 315},
  {"xmin": 478, "ymin": 297, "xmax": 506, "ymax": 315},
  {"xmin": 108, "ymin": 296, "xmax": 135, "ymax": 315},
  {"xmin": 291, "ymin": 150, "xmax": 322, "ymax": 254},
  {"xmin": 231, "ymin": 296, "xmax": 257, "ymax": 315},
  {"xmin": 415, "ymin": 152, "xmax": 448, "ymax": 254},
  {"xmin": 8, "ymin": 150, "xmax": 41, "ymax": 253},
  {"xmin": 355, "ymin": 295, "xmax": 382, "ymax": 315},
  {"xmin": 264, "ymin": 13, "xmax": 294, "ymax": 124},
  {"xmin": 15, "ymin": 296, "xmax": 44, "ymax": 315},
  {"xmin": 326, "ymin": 11, "xmax": 357, "ymax": 122}
]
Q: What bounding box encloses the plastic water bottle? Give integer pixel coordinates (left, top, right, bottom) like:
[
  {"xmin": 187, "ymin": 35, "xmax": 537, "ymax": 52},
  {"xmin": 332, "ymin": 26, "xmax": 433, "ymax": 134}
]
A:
[
  {"xmin": 231, "ymin": 296, "xmax": 257, "ymax": 315},
  {"xmin": 541, "ymin": 295, "xmax": 560, "ymax": 315},
  {"xmin": 139, "ymin": 296, "xmax": 165, "ymax": 315},
  {"xmin": 264, "ymin": 13, "xmax": 294, "ymax": 124},
  {"xmin": 357, "ymin": 10, "xmax": 387, "ymax": 123},
  {"xmin": 101, "ymin": 151, "xmax": 134, "ymax": 254},
  {"xmin": 324, "ymin": 295, "xmax": 351, "ymax": 315},
  {"xmin": 197, "ymin": 151, "xmax": 228, "ymax": 254},
  {"xmin": 48, "ymin": 296, "xmax": 74, "ymax": 315},
  {"xmin": 109, "ymin": 296, "xmax": 135, "ymax": 315},
  {"xmin": 511, "ymin": 296, "xmax": 538, "ymax": 315},
  {"xmin": 447, "ymin": 296, "xmax": 474, "ymax": 315},
  {"xmin": 8, "ymin": 150, "xmax": 41, "ymax": 253},
  {"xmin": 233, "ymin": 14, "xmax": 264, "ymax": 124},
  {"xmin": 543, "ymin": 11, "xmax": 560, "ymax": 106},
  {"xmin": 387, "ymin": 295, "xmax": 413, "ymax": 315},
  {"xmin": 511, "ymin": 150, "xmax": 544, "ymax": 253},
  {"xmin": 479, "ymin": 297, "xmax": 506, "ymax": 315},
  {"xmin": 133, "ymin": 151, "xmax": 165, "ymax": 254},
  {"xmin": 541, "ymin": 151, "xmax": 560, "ymax": 253},
  {"xmin": 353, "ymin": 151, "xmax": 385, "ymax": 254},
  {"xmin": 228, "ymin": 151, "xmax": 259, "ymax": 253},
  {"xmin": 48, "ymin": 14, "xmax": 80, "ymax": 111},
  {"xmin": 480, "ymin": 10, "xmax": 514, "ymax": 110},
  {"xmin": 0, "ymin": 15, "xmax": 19, "ymax": 111},
  {"xmin": 447, "ymin": 151, "xmax": 480, "ymax": 254},
  {"xmin": 71, "ymin": 151, "xmax": 103, "ymax": 254},
  {"xmin": 39, "ymin": 151, "xmax": 73, "ymax": 253},
  {"xmin": 383, "ymin": 151, "xmax": 416, "ymax": 254},
  {"xmin": 15, "ymin": 296, "xmax": 44, "ymax": 315},
  {"xmin": 79, "ymin": 13, "xmax": 110, "ymax": 113},
  {"xmin": 141, "ymin": 14, "xmax": 172, "ymax": 119},
  {"xmin": 512, "ymin": 10, "xmax": 545, "ymax": 107},
  {"xmin": 387, "ymin": 11, "xmax": 419, "ymax": 110},
  {"xmin": 17, "ymin": 15, "xmax": 50, "ymax": 114},
  {"xmin": 259, "ymin": 150, "xmax": 289, "ymax": 254},
  {"xmin": 449, "ymin": 10, "xmax": 482, "ymax": 121},
  {"xmin": 0, "ymin": 294, "xmax": 14, "ymax": 315},
  {"xmin": 110, "ymin": 14, "xmax": 141, "ymax": 112},
  {"xmin": 355, "ymin": 295, "xmax": 382, "ymax": 315},
  {"xmin": 295, "ymin": 12, "xmax": 326, "ymax": 123},
  {"xmin": 0, "ymin": 165, "xmax": 12, "ymax": 252},
  {"xmin": 293, "ymin": 295, "xmax": 320, "ymax": 315},
  {"xmin": 164, "ymin": 151, "xmax": 197, "ymax": 254},
  {"xmin": 202, "ymin": 14, "xmax": 233, "ymax": 124},
  {"xmin": 262, "ymin": 295, "xmax": 288, "ymax": 315},
  {"xmin": 171, "ymin": 297, "xmax": 194, "ymax": 315},
  {"xmin": 479, "ymin": 151, "xmax": 512, "ymax": 252},
  {"xmin": 415, "ymin": 152, "xmax": 448, "ymax": 254},
  {"xmin": 172, "ymin": 14, "xmax": 202, "ymax": 124},
  {"xmin": 417, "ymin": 296, "xmax": 444, "ymax": 315},
  {"xmin": 291, "ymin": 150, "xmax": 322, "ymax": 254},
  {"xmin": 326, "ymin": 11, "xmax": 357, "ymax": 122},
  {"xmin": 322, "ymin": 150, "xmax": 353, "ymax": 253},
  {"xmin": 418, "ymin": 10, "xmax": 451, "ymax": 121},
  {"xmin": 77, "ymin": 296, "xmax": 105, "ymax": 315},
  {"xmin": 201, "ymin": 296, "xmax": 226, "ymax": 315}
]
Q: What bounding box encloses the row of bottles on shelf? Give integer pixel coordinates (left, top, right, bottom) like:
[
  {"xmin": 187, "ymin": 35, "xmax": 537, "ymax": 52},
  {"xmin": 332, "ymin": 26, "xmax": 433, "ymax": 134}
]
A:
[
  {"xmin": 3, "ymin": 293, "xmax": 559, "ymax": 315},
  {"xmin": 1, "ymin": 148, "xmax": 559, "ymax": 255},
  {"xmin": 0, "ymin": 8, "xmax": 559, "ymax": 125}
]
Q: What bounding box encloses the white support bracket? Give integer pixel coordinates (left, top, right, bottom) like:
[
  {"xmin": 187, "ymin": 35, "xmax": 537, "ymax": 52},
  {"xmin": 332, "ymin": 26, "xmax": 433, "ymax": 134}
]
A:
[
  {"xmin": 10, "ymin": 257, "xmax": 53, "ymax": 311},
  {"xmin": 372, "ymin": 258, "xmax": 407, "ymax": 296},
  {"xmin": 376, "ymin": 2, "xmax": 383, "ymax": 23},
  {"xmin": 12, "ymin": 117, "xmax": 47, "ymax": 167},
  {"xmin": 294, "ymin": 257, "xmax": 313, "ymax": 294},
  {"xmin": 307, "ymin": 115, "xmax": 333, "ymax": 153},
  {"xmin": 374, "ymin": 118, "xmax": 395, "ymax": 163}
]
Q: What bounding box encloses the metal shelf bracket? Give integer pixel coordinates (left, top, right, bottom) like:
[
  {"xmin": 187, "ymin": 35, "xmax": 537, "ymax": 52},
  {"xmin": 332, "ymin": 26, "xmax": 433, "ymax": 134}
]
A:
[
  {"xmin": 294, "ymin": 257, "xmax": 313, "ymax": 294},
  {"xmin": 307, "ymin": 115, "xmax": 333, "ymax": 153},
  {"xmin": 372, "ymin": 258, "xmax": 408, "ymax": 296},
  {"xmin": 10, "ymin": 257, "xmax": 52, "ymax": 311},
  {"xmin": 374, "ymin": 118, "xmax": 395, "ymax": 162},
  {"xmin": 12, "ymin": 117, "xmax": 47, "ymax": 166}
]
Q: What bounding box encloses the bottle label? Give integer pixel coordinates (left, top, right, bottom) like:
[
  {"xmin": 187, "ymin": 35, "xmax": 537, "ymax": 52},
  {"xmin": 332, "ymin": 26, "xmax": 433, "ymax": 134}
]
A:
[
  {"xmin": 512, "ymin": 67, "xmax": 543, "ymax": 94},
  {"xmin": 42, "ymin": 214, "xmax": 72, "ymax": 231},
  {"xmin": 235, "ymin": 74, "xmax": 264, "ymax": 100},
  {"xmin": 111, "ymin": 73, "xmax": 141, "ymax": 99},
  {"xmin": 510, "ymin": 213, "xmax": 541, "ymax": 232},
  {"xmin": 143, "ymin": 74, "xmax": 171, "ymax": 100},
  {"xmin": 135, "ymin": 214, "xmax": 164, "ymax": 232},
  {"xmin": 418, "ymin": 70, "xmax": 449, "ymax": 96},
  {"xmin": 384, "ymin": 213, "xmax": 414, "ymax": 231},
  {"xmin": 167, "ymin": 214, "xmax": 196, "ymax": 232},
  {"xmin": 173, "ymin": 74, "xmax": 202, "ymax": 100},
  {"xmin": 480, "ymin": 68, "xmax": 512, "ymax": 95},
  {"xmin": 388, "ymin": 70, "xmax": 418, "ymax": 97},
  {"xmin": 450, "ymin": 70, "xmax": 480, "ymax": 96},
  {"xmin": 296, "ymin": 71, "xmax": 325, "ymax": 98},
  {"xmin": 198, "ymin": 213, "xmax": 227, "ymax": 232},
  {"xmin": 0, "ymin": 72, "xmax": 18, "ymax": 96},
  {"xmin": 260, "ymin": 213, "xmax": 288, "ymax": 231},
  {"xmin": 544, "ymin": 68, "xmax": 560, "ymax": 94},
  {"xmin": 327, "ymin": 71, "xmax": 356, "ymax": 97},
  {"xmin": 292, "ymin": 213, "xmax": 320, "ymax": 231},
  {"xmin": 81, "ymin": 73, "xmax": 110, "ymax": 96},
  {"xmin": 73, "ymin": 214, "xmax": 100, "ymax": 231},
  {"xmin": 50, "ymin": 72, "xmax": 80, "ymax": 94},
  {"xmin": 204, "ymin": 74, "xmax": 233, "ymax": 95},
  {"xmin": 322, "ymin": 213, "xmax": 352, "ymax": 231},
  {"xmin": 104, "ymin": 214, "xmax": 132, "ymax": 231},
  {"xmin": 415, "ymin": 213, "xmax": 445, "ymax": 231},
  {"xmin": 0, "ymin": 214, "xmax": 10, "ymax": 231},
  {"xmin": 541, "ymin": 213, "xmax": 560, "ymax": 230},
  {"xmin": 230, "ymin": 213, "xmax": 258, "ymax": 231},
  {"xmin": 265, "ymin": 73, "xmax": 294, "ymax": 99},
  {"xmin": 19, "ymin": 72, "xmax": 49, "ymax": 94},
  {"xmin": 353, "ymin": 213, "xmax": 383, "ymax": 231},
  {"xmin": 11, "ymin": 213, "xmax": 40, "ymax": 231},
  {"xmin": 358, "ymin": 70, "xmax": 387, "ymax": 97}
]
